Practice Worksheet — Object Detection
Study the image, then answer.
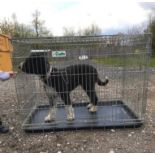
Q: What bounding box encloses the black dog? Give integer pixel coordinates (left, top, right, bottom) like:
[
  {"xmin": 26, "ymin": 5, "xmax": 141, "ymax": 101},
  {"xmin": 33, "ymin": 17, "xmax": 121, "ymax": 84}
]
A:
[{"xmin": 19, "ymin": 53, "xmax": 109, "ymax": 122}]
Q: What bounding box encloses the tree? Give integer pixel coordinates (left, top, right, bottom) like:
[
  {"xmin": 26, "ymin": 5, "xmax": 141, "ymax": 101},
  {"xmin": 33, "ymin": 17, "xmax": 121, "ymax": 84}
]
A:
[
  {"xmin": 0, "ymin": 14, "xmax": 35, "ymax": 37},
  {"xmin": 0, "ymin": 18, "xmax": 14, "ymax": 35},
  {"xmin": 12, "ymin": 13, "xmax": 19, "ymax": 36},
  {"xmin": 0, "ymin": 12, "xmax": 52, "ymax": 37},
  {"xmin": 82, "ymin": 24, "xmax": 102, "ymax": 36},
  {"xmin": 32, "ymin": 10, "xmax": 51, "ymax": 37},
  {"xmin": 147, "ymin": 11, "xmax": 155, "ymax": 55},
  {"xmin": 63, "ymin": 27, "xmax": 75, "ymax": 36},
  {"xmin": 127, "ymin": 24, "xmax": 147, "ymax": 35},
  {"xmin": 63, "ymin": 24, "xmax": 102, "ymax": 36},
  {"xmin": 150, "ymin": 20, "xmax": 155, "ymax": 55}
]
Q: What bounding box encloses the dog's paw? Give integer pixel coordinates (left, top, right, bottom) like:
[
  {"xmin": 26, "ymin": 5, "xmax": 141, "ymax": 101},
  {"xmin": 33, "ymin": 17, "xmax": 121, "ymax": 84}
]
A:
[
  {"xmin": 89, "ymin": 105, "xmax": 97, "ymax": 113},
  {"xmin": 105, "ymin": 76, "xmax": 109, "ymax": 80},
  {"xmin": 67, "ymin": 113, "xmax": 75, "ymax": 121},
  {"xmin": 44, "ymin": 113, "xmax": 55, "ymax": 123},
  {"xmin": 87, "ymin": 103, "xmax": 93, "ymax": 109},
  {"xmin": 66, "ymin": 106, "xmax": 75, "ymax": 121},
  {"xmin": 44, "ymin": 114, "xmax": 52, "ymax": 123}
]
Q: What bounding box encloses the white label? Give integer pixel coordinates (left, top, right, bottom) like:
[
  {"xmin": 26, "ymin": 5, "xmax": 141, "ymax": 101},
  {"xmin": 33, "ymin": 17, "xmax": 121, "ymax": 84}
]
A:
[{"xmin": 52, "ymin": 51, "xmax": 66, "ymax": 57}]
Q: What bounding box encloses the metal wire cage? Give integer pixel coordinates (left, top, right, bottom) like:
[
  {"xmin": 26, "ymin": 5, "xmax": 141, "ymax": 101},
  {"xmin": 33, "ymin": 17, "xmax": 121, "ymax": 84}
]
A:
[{"xmin": 12, "ymin": 34, "xmax": 151, "ymax": 132}]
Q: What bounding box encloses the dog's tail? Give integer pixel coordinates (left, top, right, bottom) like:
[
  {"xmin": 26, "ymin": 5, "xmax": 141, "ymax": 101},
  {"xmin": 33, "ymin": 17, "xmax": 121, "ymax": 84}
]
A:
[{"xmin": 97, "ymin": 76, "xmax": 109, "ymax": 86}]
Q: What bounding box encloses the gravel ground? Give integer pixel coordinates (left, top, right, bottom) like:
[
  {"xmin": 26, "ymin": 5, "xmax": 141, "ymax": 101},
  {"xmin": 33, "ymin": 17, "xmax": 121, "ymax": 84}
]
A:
[{"xmin": 0, "ymin": 72, "xmax": 155, "ymax": 153}]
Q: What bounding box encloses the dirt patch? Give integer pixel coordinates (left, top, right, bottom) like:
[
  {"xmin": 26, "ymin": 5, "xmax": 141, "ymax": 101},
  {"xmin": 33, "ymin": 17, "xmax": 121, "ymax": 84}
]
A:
[{"xmin": 0, "ymin": 74, "xmax": 155, "ymax": 153}]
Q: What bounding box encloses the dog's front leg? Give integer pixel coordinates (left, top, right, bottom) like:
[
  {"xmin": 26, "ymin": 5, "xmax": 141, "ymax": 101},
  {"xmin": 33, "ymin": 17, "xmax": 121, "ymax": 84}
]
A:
[
  {"xmin": 61, "ymin": 93, "xmax": 75, "ymax": 121},
  {"xmin": 44, "ymin": 106, "xmax": 56, "ymax": 123},
  {"xmin": 65, "ymin": 105, "xmax": 75, "ymax": 121},
  {"xmin": 44, "ymin": 96, "xmax": 57, "ymax": 123}
]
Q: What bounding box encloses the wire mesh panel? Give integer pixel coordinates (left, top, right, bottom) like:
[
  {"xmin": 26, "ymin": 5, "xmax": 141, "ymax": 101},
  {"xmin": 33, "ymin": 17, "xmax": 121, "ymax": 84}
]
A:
[{"xmin": 12, "ymin": 34, "xmax": 151, "ymax": 132}]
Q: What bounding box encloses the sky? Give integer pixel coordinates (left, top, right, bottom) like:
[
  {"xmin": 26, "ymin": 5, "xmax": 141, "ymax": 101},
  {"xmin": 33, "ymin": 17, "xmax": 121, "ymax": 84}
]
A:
[{"xmin": 0, "ymin": 0, "xmax": 154, "ymax": 35}]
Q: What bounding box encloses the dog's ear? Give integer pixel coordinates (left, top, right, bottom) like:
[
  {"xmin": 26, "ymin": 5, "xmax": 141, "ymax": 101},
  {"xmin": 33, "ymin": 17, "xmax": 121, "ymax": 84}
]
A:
[{"xmin": 21, "ymin": 55, "xmax": 50, "ymax": 75}]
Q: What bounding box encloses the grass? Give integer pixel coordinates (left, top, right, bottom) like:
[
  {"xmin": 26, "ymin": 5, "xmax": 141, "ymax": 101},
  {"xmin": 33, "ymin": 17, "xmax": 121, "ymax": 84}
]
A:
[
  {"xmin": 150, "ymin": 57, "xmax": 155, "ymax": 67},
  {"xmin": 92, "ymin": 56, "xmax": 155, "ymax": 67}
]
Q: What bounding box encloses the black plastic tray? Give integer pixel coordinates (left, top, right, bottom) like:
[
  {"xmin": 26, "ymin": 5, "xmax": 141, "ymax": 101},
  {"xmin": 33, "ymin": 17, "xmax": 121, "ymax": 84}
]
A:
[{"xmin": 23, "ymin": 100, "xmax": 143, "ymax": 132}]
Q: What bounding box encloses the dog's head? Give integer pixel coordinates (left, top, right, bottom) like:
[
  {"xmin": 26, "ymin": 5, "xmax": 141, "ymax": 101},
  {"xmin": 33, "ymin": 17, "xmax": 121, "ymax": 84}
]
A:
[{"xmin": 19, "ymin": 53, "xmax": 50, "ymax": 75}]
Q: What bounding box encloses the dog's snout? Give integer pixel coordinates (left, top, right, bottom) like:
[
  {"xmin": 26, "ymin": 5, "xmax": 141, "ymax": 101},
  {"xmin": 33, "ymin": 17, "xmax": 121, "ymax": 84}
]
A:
[{"xmin": 19, "ymin": 62, "xmax": 24, "ymax": 69}]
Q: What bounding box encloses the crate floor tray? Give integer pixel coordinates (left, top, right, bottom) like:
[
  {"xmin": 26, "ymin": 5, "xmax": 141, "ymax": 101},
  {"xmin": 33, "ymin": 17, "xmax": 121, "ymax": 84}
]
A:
[{"xmin": 23, "ymin": 100, "xmax": 142, "ymax": 132}]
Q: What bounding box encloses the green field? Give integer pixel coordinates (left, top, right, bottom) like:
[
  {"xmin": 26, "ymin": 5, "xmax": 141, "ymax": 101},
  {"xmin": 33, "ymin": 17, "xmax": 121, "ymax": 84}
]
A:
[
  {"xmin": 150, "ymin": 57, "xmax": 155, "ymax": 67},
  {"xmin": 91, "ymin": 55, "xmax": 150, "ymax": 67}
]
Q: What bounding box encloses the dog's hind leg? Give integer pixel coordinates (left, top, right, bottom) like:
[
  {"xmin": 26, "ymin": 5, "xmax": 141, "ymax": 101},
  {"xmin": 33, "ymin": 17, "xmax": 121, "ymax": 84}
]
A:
[
  {"xmin": 88, "ymin": 90, "xmax": 98, "ymax": 113},
  {"xmin": 87, "ymin": 96, "xmax": 98, "ymax": 112},
  {"xmin": 83, "ymin": 85, "xmax": 98, "ymax": 113}
]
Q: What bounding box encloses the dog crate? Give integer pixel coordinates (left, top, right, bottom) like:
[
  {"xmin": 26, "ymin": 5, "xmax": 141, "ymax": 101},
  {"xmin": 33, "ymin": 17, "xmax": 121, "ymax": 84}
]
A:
[{"xmin": 12, "ymin": 34, "xmax": 151, "ymax": 132}]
